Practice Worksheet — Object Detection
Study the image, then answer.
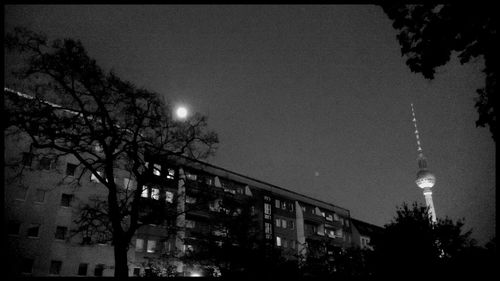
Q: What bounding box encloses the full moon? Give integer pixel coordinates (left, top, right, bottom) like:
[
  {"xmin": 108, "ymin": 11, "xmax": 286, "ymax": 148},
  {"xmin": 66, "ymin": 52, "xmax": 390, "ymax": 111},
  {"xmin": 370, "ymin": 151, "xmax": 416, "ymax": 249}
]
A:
[{"xmin": 176, "ymin": 107, "xmax": 188, "ymax": 119}]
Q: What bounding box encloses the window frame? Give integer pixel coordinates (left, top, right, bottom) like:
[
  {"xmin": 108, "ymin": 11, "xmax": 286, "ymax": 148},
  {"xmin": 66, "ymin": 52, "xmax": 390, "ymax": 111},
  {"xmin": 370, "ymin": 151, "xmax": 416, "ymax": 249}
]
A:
[{"xmin": 27, "ymin": 224, "xmax": 40, "ymax": 238}]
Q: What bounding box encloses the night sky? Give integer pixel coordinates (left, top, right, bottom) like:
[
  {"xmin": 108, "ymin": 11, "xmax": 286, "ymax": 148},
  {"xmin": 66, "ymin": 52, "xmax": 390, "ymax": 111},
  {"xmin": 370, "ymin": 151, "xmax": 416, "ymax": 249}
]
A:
[{"xmin": 5, "ymin": 5, "xmax": 495, "ymax": 245}]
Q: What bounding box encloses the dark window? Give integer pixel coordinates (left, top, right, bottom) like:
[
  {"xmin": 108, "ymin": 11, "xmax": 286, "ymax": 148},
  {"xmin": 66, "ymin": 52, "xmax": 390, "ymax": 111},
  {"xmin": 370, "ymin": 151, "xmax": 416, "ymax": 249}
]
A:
[
  {"xmin": 20, "ymin": 258, "xmax": 34, "ymax": 274},
  {"xmin": 60, "ymin": 194, "xmax": 73, "ymax": 207},
  {"xmin": 133, "ymin": 268, "xmax": 141, "ymax": 277},
  {"xmin": 66, "ymin": 163, "xmax": 77, "ymax": 176},
  {"xmin": 39, "ymin": 157, "xmax": 52, "ymax": 170},
  {"xmin": 82, "ymin": 236, "xmax": 91, "ymax": 244},
  {"xmin": 55, "ymin": 226, "xmax": 67, "ymax": 240},
  {"xmin": 77, "ymin": 263, "xmax": 88, "ymax": 276},
  {"xmin": 94, "ymin": 264, "xmax": 105, "ymax": 277},
  {"xmin": 27, "ymin": 224, "xmax": 40, "ymax": 237},
  {"xmin": 22, "ymin": 152, "xmax": 33, "ymax": 167},
  {"xmin": 34, "ymin": 189, "xmax": 45, "ymax": 203},
  {"xmin": 49, "ymin": 260, "xmax": 62, "ymax": 275},
  {"xmin": 8, "ymin": 221, "xmax": 20, "ymax": 235}
]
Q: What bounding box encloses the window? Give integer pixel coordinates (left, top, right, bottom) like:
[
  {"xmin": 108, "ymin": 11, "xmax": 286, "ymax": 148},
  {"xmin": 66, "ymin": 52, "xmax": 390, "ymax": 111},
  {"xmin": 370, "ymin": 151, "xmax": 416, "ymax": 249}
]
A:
[
  {"xmin": 135, "ymin": 238, "xmax": 144, "ymax": 252},
  {"xmin": 326, "ymin": 229, "xmax": 335, "ymax": 238},
  {"xmin": 186, "ymin": 220, "xmax": 196, "ymax": 229},
  {"xmin": 291, "ymin": 240, "xmax": 296, "ymax": 249},
  {"xmin": 265, "ymin": 222, "xmax": 272, "ymax": 234},
  {"xmin": 186, "ymin": 196, "xmax": 196, "ymax": 204},
  {"xmin": 141, "ymin": 186, "xmax": 149, "ymax": 198},
  {"xmin": 264, "ymin": 195, "xmax": 271, "ymax": 201},
  {"xmin": 186, "ymin": 172, "xmax": 197, "ymax": 181},
  {"xmin": 326, "ymin": 214, "xmax": 333, "ymax": 221},
  {"xmin": 133, "ymin": 268, "xmax": 141, "ymax": 277},
  {"xmin": 346, "ymin": 219, "xmax": 350, "ymax": 227},
  {"xmin": 153, "ymin": 163, "xmax": 161, "ymax": 176},
  {"xmin": 276, "ymin": 236, "xmax": 282, "ymax": 247},
  {"xmin": 60, "ymin": 193, "xmax": 73, "ymax": 207},
  {"xmin": 77, "ymin": 263, "xmax": 88, "ymax": 276},
  {"xmin": 289, "ymin": 203, "xmax": 294, "ymax": 212},
  {"xmin": 27, "ymin": 224, "xmax": 40, "ymax": 237},
  {"xmin": 15, "ymin": 185, "xmax": 28, "ymax": 200},
  {"xmin": 264, "ymin": 203, "xmax": 271, "ymax": 215},
  {"xmin": 94, "ymin": 264, "xmax": 104, "ymax": 277},
  {"xmin": 34, "ymin": 189, "xmax": 45, "ymax": 203},
  {"xmin": 333, "ymin": 213, "xmax": 339, "ymax": 221},
  {"xmin": 335, "ymin": 229, "xmax": 343, "ymax": 238},
  {"xmin": 289, "ymin": 220, "xmax": 295, "ymax": 229},
  {"xmin": 281, "ymin": 219, "xmax": 287, "ymax": 228},
  {"xmin": 147, "ymin": 240, "xmax": 157, "ymax": 253},
  {"xmin": 90, "ymin": 171, "xmax": 103, "ymax": 182},
  {"xmin": 49, "ymin": 260, "xmax": 62, "ymax": 275},
  {"xmin": 281, "ymin": 201, "xmax": 287, "ymax": 210},
  {"xmin": 301, "ymin": 206, "xmax": 306, "ymax": 213},
  {"xmin": 66, "ymin": 163, "xmax": 77, "ymax": 176},
  {"xmin": 151, "ymin": 188, "xmax": 160, "ymax": 200},
  {"xmin": 165, "ymin": 191, "xmax": 174, "ymax": 203},
  {"xmin": 283, "ymin": 239, "xmax": 288, "ymax": 248},
  {"xmin": 21, "ymin": 258, "xmax": 34, "ymax": 274},
  {"xmin": 8, "ymin": 221, "xmax": 20, "ymax": 235},
  {"xmin": 166, "ymin": 168, "xmax": 175, "ymax": 180},
  {"xmin": 22, "ymin": 152, "xmax": 33, "ymax": 167},
  {"xmin": 275, "ymin": 199, "xmax": 280, "ymax": 208},
  {"xmin": 275, "ymin": 218, "xmax": 280, "ymax": 227},
  {"xmin": 39, "ymin": 157, "xmax": 52, "ymax": 170},
  {"xmin": 55, "ymin": 226, "xmax": 67, "ymax": 240}
]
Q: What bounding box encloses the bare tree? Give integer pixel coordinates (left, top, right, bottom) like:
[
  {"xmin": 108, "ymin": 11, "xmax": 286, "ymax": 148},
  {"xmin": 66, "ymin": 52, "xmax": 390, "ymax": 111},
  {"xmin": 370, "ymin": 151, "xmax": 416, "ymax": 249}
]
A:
[{"xmin": 4, "ymin": 27, "xmax": 218, "ymax": 278}]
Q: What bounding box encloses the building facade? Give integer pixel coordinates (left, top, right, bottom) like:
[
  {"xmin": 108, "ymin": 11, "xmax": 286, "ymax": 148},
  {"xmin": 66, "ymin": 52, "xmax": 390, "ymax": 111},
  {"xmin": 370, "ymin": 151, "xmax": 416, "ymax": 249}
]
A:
[{"xmin": 5, "ymin": 109, "xmax": 380, "ymax": 277}]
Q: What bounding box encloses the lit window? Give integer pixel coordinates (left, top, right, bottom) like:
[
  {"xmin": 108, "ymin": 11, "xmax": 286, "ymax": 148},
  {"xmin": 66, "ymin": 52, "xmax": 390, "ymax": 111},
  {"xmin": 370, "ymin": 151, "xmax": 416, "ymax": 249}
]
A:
[
  {"xmin": 55, "ymin": 226, "xmax": 67, "ymax": 240},
  {"xmin": 165, "ymin": 191, "xmax": 174, "ymax": 203},
  {"xmin": 94, "ymin": 264, "xmax": 104, "ymax": 277},
  {"xmin": 60, "ymin": 193, "xmax": 73, "ymax": 207},
  {"xmin": 15, "ymin": 185, "xmax": 28, "ymax": 200},
  {"xmin": 34, "ymin": 189, "xmax": 45, "ymax": 203},
  {"xmin": 90, "ymin": 171, "xmax": 103, "ymax": 183},
  {"xmin": 186, "ymin": 196, "xmax": 196, "ymax": 204},
  {"xmin": 301, "ymin": 206, "xmax": 306, "ymax": 212},
  {"xmin": 264, "ymin": 203, "xmax": 271, "ymax": 215},
  {"xmin": 276, "ymin": 236, "xmax": 282, "ymax": 247},
  {"xmin": 335, "ymin": 229, "xmax": 343, "ymax": 238},
  {"xmin": 333, "ymin": 213, "xmax": 339, "ymax": 221},
  {"xmin": 186, "ymin": 220, "xmax": 196, "ymax": 229},
  {"xmin": 49, "ymin": 260, "xmax": 62, "ymax": 275},
  {"xmin": 275, "ymin": 199, "xmax": 280, "ymax": 208},
  {"xmin": 151, "ymin": 188, "xmax": 160, "ymax": 200},
  {"xmin": 27, "ymin": 224, "xmax": 40, "ymax": 237},
  {"xmin": 281, "ymin": 201, "xmax": 287, "ymax": 210},
  {"xmin": 166, "ymin": 168, "xmax": 175, "ymax": 180},
  {"xmin": 66, "ymin": 163, "xmax": 77, "ymax": 176},
  {"xmin": 141, "ymin": 186, "xmax": 149, "ymax": 198},
  {"xmin": 21, "ymin": 258, "xmax": 34, "ymax": 274},
  {"xmin": 22, "ymin": 152, "xmax": 33, "ymax": 167},
  {"xmin": 275, "ymin": 218, "xmax": 280, "ymax": 227},
  {"xmin": 135, "ymin": 238, "xmax": 144, "ymax": 251},
  {"xmin": 264, "ymin": 196, "xmax": 271, "ymax": 201},
  {"xmin": 147, "ymin": 240, "xmax": 157, "ymax": 253},
  {"xmin": 77, "ymin": 263, "xmax": 88, "ymax": 276},
  {"xmin": 321, "ymin": 211, "xmax": 326, "ymax": 217},
  {"xmin": 326, "ymin": 214, "xmax": 333, "ymax": 221},
  {"xmin": 326, "ymin": 229, "xmax": 335, "ymax": 238},
  {"xmin": 265, "ymin": 222, "xmax": 272, "ymax": 234},
  {"xmin": 186, "ymin": 172, "xmax": 197, "ymax": 181},
  {"xmin": 153, "ymin": 164, "xmax": 161, "ymax": 176},
  {"xmin": 39, "ymin": 157, "xmax": 52, "ymax": 170},
  {"xmin": 281, "ymin": 220, "xmax": 287, "ymax": 228}
]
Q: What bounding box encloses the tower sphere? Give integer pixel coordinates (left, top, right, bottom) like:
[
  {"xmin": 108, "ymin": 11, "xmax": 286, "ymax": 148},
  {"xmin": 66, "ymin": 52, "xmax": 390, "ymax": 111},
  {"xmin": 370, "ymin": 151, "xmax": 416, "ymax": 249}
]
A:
[{"xmin": 416, "ymin": 170, "xmax": 436, "ymax": 189}]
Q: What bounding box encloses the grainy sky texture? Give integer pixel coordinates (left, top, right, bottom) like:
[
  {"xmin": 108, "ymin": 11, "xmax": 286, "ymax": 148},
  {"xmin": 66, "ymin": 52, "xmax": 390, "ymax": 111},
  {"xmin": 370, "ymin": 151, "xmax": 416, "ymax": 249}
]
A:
[{"xmin": 4, "ymin": 5, "xmax": 495, "ymax": 244}]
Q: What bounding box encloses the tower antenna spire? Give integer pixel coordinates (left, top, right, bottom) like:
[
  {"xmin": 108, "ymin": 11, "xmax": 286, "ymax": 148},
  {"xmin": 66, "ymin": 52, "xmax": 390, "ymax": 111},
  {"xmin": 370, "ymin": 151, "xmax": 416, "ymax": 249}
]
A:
[{"xmin": 411, "ymin": 103, "xmax": 437, "ymax": 223}]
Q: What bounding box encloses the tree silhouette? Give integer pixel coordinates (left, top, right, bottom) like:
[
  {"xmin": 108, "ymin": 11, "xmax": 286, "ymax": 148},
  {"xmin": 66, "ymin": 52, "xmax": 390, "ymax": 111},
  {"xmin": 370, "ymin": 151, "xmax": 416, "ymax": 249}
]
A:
[
  {"xmin": 380, "ymin": 4, "xmax": 498, "ymax": 141},
  {"xmin": 371, "ymin": 202, "xmax": 488, "ymax": 279},
  {"xmin": 4, "ymin": 26, "xmax": 218, "ymax": 278}
]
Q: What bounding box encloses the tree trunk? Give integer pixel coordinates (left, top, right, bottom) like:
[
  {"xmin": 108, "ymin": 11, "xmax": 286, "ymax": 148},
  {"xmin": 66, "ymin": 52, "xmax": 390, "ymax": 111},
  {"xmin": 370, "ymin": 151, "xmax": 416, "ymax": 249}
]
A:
[{"xmin": 114, "ymin": 238, "xmax": 130, "ymax": 278}]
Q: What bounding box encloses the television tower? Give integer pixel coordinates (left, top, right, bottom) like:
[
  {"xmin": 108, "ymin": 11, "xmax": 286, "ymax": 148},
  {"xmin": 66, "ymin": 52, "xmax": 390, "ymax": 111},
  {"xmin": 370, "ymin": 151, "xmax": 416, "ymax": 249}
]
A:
[{"xmin": 411, "ymin": 103, "xmax": 437, "ymax": 223}]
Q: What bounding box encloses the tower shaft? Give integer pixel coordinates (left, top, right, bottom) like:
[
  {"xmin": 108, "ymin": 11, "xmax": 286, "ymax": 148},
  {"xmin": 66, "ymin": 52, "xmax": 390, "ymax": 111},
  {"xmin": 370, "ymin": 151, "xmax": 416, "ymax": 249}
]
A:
[{"xmin": 423, "ymin": 189, "xmax": 437, "ymax": 223}]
